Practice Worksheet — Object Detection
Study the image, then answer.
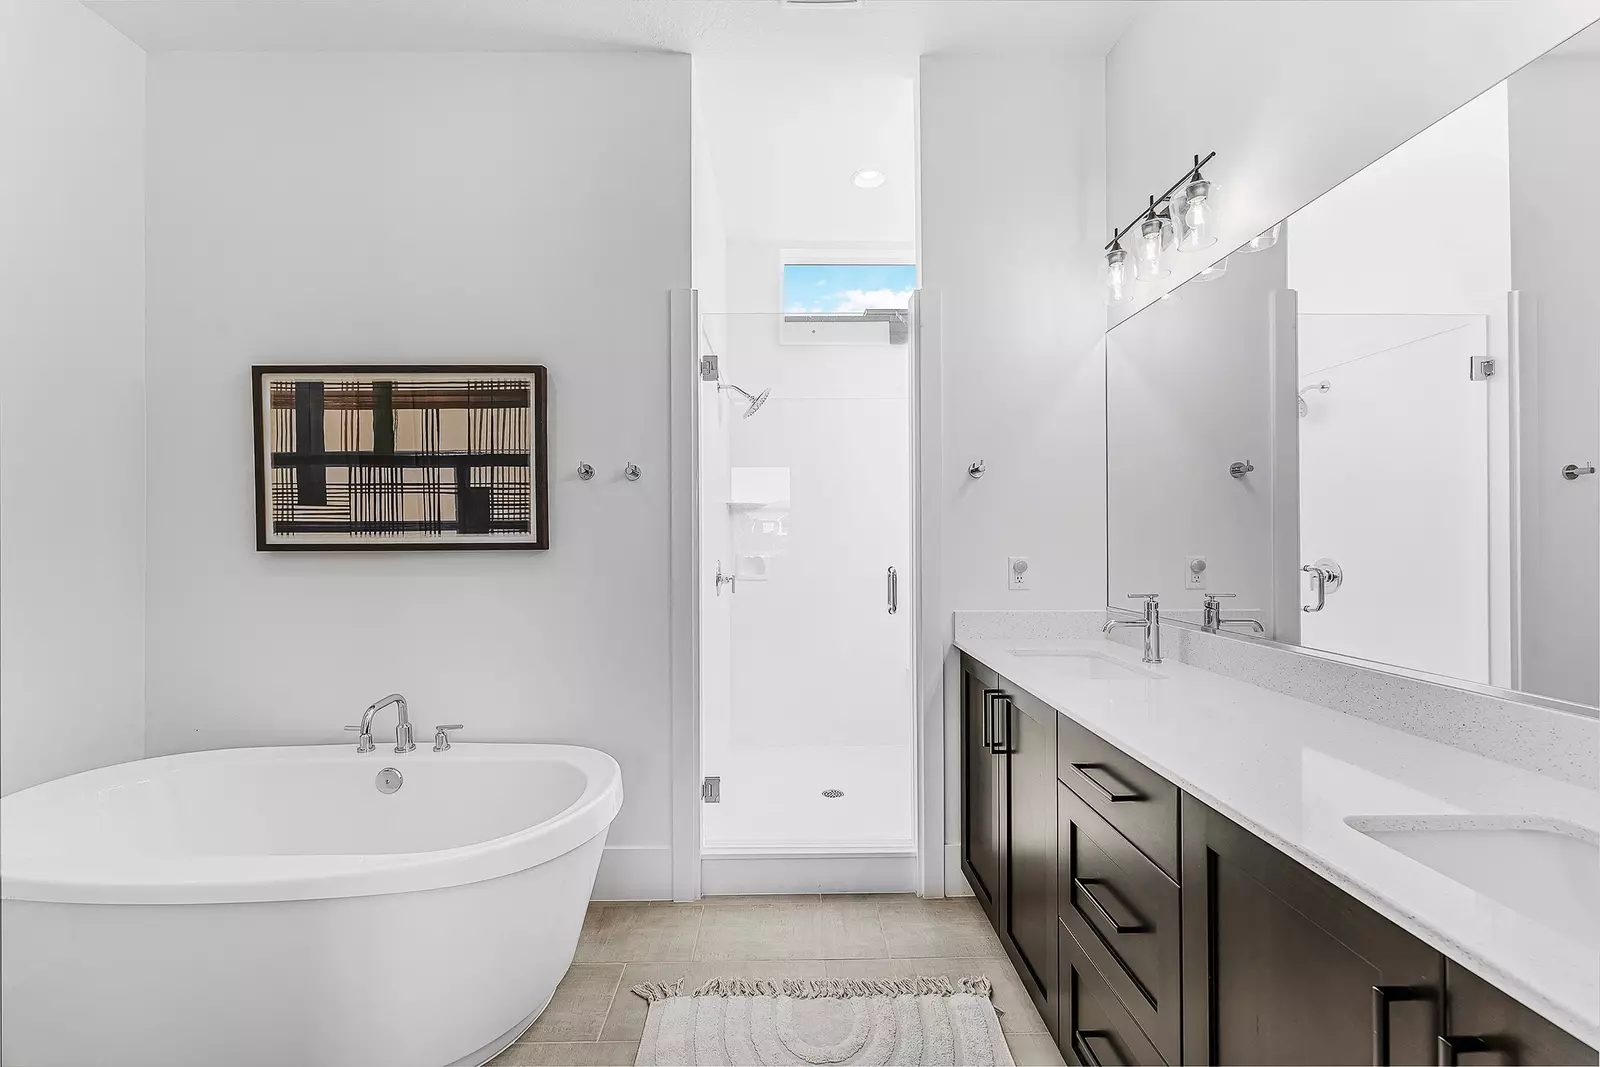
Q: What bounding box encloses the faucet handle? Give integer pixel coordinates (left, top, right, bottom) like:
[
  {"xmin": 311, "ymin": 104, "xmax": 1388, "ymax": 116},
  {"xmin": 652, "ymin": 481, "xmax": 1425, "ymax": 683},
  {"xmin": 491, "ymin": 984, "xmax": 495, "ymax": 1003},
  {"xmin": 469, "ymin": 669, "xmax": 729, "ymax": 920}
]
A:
[
  {"xmin": 433, "ymin": 724, "xmax": 464, "ymax": 752},
  {"xmin": 1126, "ymin": 592, "xmax": 1160, "ymax": 600},
  {"xmin": 1204, "ymin": 592, "xmax": 1237, "ymax": 600},
  {"xmin": 343, "ymin": 726, "xmax": 376, "ymax": 753}
]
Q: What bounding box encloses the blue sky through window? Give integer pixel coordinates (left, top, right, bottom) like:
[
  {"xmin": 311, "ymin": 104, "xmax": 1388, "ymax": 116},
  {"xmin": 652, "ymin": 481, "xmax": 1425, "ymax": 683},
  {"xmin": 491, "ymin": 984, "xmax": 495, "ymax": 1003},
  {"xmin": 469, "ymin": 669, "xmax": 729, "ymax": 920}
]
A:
[{"xmin": 783, "ymin": 263, "xmax": 916, "ymax": 315}]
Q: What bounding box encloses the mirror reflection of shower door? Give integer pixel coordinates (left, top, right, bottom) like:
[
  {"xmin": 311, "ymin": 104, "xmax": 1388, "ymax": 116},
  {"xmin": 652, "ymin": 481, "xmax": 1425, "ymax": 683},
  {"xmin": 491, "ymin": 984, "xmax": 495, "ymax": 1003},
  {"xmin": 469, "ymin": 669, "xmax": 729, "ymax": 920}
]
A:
[
  {"xmin": 699, "ymin": 311, "xmax": 915, "ymax": 853},
  {"xmin": 1298, "ymin": 314, "xmax": 1490, "ymax": 681}
]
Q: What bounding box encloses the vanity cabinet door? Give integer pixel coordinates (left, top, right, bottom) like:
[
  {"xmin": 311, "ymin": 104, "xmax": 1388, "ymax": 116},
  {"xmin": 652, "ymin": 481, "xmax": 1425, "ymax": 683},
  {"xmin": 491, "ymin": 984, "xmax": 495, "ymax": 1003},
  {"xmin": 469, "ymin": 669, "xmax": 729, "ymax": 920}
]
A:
[
  {"xmin": 1000, "ymin": 683, "xmax": 1059, "ymax": 1037},
  {"xmin": 960, "ymin": 654, "xmax": 1003, "ymax": 925},
  {"xmin": 1440, "ymin": 960, "xmax": 1597, "ymax": 1066},
  {"xmin": 1181, "ymin": 794, "xmax": 1441, "ymax": 1066}
]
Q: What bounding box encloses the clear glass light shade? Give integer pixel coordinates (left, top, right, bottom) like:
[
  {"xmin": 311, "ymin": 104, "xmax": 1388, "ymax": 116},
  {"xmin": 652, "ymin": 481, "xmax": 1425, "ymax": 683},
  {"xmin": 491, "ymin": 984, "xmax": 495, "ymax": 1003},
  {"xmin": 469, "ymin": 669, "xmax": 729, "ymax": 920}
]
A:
[
  {"xmin": 1173, "ymin": 178, "xmax": 1219, "ymax": 251},
  {"xmin": 1242, "ymin": 222, "xmax": 1281, "ymax": 253},
  {"xmin": 1104, "ymin": 247, "xmax": 1133, "ymax": 305},
  {"xmin": 1196, "ymin": 256, "xmax": 1229, "ymax": 282},
  {"xmin": 1133, "ymin": 215, "xmax": 1171, "ymax": 279}
]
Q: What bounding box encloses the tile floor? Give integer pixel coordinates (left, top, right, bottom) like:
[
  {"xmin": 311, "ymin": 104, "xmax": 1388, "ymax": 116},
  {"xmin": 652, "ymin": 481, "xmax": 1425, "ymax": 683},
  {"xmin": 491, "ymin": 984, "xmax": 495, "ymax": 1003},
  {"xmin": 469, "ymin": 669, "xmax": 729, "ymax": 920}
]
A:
[{"xmin": 487, "ymin": 894, "xmax": 1066, "ymax": 1066}]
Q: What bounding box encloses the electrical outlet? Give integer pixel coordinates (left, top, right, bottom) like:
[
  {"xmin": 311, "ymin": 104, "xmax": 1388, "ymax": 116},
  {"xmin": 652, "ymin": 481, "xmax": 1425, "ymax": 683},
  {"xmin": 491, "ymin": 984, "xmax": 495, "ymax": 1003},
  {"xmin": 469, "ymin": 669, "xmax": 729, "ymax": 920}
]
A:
[
  {"xmin": 1008, "ymin": 556, "xmax": 1031, "ymax": 590},
  {"xmin": 1185, "ymin": 556, "xmax": 1207, "ymax": 590}
]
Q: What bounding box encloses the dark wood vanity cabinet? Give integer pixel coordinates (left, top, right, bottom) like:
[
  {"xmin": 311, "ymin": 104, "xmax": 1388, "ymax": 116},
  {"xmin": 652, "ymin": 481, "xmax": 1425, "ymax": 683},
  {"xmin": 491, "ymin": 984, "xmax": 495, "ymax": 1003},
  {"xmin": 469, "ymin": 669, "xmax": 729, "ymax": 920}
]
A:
[
  {"xmin": 957, "ymin": 650, "xmax": 1597, "ymax": 1067},
  {"xmin": 958, "ymin": 654, "xmax": 1059, "ymax": 1039},
  {"xmin": 1440, "ymin": 961, "xmax": 1598, "ymax": 1066},
  {"xmin": 1180, "ymin": 794, "xmax": 1441, "ymax": 1066},
  {"xmin": 1060, "ymin": 781, "xmax": 1182, "ymax": 1063},
  {"xmin": 1000, "ymin": 684, "xmax": 1059, "ymax": 1036},
  {"xmin": 959, "ymin": 655, "xmax": 1003, "ymax": 925}
]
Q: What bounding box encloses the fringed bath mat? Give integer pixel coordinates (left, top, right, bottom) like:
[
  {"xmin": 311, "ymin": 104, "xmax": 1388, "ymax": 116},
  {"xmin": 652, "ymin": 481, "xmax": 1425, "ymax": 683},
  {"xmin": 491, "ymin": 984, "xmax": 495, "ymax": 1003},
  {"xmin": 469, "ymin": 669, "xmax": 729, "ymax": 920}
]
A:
[{"xmin": 630, "ymin": 976, "xmax": 1014, "ymax": 1066}]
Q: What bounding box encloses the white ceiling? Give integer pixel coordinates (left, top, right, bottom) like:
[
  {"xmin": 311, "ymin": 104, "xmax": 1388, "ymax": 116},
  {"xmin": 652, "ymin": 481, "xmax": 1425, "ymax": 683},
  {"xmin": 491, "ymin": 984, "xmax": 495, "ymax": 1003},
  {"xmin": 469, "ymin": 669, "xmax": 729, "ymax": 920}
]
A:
[{"xmin": 86, "ymin": 0, "xmax": 1141, "ymax": 59}]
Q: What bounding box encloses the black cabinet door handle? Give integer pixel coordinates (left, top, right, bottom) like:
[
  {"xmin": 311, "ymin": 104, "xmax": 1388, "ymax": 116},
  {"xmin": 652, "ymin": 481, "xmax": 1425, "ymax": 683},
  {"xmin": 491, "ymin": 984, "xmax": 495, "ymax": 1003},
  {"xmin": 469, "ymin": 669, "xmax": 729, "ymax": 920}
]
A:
[
  {"xmin": 981, "ymin": 688, "xmax": 1001, "ymax": 749},
  {"xmin": 1071, "ymin": 1029, "xmax": 1126, "ymax": 1067},
  {"xmin": 1436, "ymin": 1035, "xmax": 1490, "ymax": 1066},
  {"xmin": 1074, "ymin": 877, "xmax": 1148, "ymax": 934},
  {"xmin": 1071, "ymin": 762, "xmax": 1143, "ymax": 803},
  {"xmin": 993, "ymin": 695, "xmax": 1013, "ymax": 754},
  {"xmin": 1371, "ymin": 985, "xmax": 1422, "ymax": 1066}
]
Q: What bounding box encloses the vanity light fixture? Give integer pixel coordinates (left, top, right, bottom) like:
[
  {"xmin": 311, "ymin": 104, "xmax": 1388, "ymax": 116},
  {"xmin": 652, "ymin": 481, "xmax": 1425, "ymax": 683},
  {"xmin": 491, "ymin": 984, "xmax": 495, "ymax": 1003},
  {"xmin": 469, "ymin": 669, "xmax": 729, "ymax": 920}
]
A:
[
  {"xmin": 1241, "ymin": 223, "xmax": 1281, "ymax": 253},
  {"xmin": 1172, "ymin": 155, "xmax": 1220, "ymax": 251},
  {"xmin": 1101, "ymin": 150, "xmax": 1218, "ymax": 292},
  {"xmin": 852, "ymin": 169, "xmax": 886, "ymax": 189},
  {"xmin": 1104, "ymin": 243, "xmax": 1134, "ymax": 304},
  {"xmin": 1134, "ymin": 200, "xmax": 1173, "ymax": 280},
  {"xmin": 1196, "ymin": 256, "xmax": 1229, "ymax": 282}
]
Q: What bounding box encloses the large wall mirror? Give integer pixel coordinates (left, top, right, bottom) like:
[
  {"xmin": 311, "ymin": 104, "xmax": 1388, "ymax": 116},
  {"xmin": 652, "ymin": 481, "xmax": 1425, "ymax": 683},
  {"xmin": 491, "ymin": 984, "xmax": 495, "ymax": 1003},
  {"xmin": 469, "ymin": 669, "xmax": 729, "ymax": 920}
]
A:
[{"xmin": 1106, "ymin": 24, "xmax": 1599, "ymax": 711}]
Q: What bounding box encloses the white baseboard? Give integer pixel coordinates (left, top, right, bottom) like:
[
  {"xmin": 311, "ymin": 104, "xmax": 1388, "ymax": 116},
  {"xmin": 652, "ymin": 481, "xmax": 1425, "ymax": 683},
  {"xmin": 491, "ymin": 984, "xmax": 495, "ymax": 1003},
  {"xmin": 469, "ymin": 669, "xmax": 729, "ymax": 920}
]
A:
[
  {"xmin": 592, "ymin": 845, "xmax": 673, "ymax": 901},
  {"xmin": 944, "ymin": 843, "xmax": 973, "ymax": 897},
  {"xmin": 701, "ymin": 851, "xmax": 919, "ymax": 896}
]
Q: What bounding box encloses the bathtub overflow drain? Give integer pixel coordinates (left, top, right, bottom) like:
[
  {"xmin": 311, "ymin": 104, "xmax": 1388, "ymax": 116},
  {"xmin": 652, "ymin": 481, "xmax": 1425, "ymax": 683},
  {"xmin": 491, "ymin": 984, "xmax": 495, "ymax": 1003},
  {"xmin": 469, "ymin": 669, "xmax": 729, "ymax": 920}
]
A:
[
  {"xmin": 376, "ymin": 767, "xmax": 403, "ymax": 794},
  {"xmin": 822, "ymin": 789, "xmax": 844, "ymax": 798}
]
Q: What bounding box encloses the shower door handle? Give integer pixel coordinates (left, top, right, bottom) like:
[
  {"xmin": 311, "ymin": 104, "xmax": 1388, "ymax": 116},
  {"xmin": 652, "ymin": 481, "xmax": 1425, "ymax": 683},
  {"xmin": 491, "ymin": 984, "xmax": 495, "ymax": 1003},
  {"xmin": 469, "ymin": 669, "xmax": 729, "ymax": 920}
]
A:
[
  {"xmin": 1302, "ymin": 557, "xmax": 1344, "ymax": 613},
  {"xmin": 887, "ymin": 566, "xmax": 898, "ymax": 615}
]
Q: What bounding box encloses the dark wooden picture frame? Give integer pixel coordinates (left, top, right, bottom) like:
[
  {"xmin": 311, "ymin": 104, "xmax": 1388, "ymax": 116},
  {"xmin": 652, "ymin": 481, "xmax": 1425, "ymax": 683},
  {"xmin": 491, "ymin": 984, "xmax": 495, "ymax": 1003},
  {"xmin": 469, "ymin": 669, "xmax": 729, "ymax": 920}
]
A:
[{"xmin": 251, "ymin": 364, "xmax": 549, "ymax": 551}]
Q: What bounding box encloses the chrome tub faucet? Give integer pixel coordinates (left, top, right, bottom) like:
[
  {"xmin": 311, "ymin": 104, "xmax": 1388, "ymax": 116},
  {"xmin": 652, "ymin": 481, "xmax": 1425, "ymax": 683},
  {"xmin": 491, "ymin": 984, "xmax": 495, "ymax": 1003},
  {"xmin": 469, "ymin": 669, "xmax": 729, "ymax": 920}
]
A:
[
  {"xmin": 346, "ymin": 693, "xmax": 415, "ymax": 754},
  {"xmin": 1103, "ymin": 592, "xmax": 1163, "ymax": 664}
]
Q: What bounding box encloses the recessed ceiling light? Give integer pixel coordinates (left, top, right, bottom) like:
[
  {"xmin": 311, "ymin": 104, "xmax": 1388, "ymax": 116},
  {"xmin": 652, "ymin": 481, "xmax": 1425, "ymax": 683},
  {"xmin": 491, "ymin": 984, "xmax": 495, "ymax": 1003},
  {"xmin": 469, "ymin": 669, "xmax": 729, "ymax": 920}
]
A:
[{"xmin": 852, "ymin": 170, "xmax": 886, "ymax": 189}]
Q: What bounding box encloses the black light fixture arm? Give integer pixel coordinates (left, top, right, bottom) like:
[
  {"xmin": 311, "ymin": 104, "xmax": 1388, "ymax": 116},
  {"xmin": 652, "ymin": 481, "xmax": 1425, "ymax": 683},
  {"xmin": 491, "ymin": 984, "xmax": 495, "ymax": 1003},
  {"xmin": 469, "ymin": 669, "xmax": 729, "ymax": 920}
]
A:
[{"xmin": 1104, "ymin": 151, "xmax": 1216, "ymax": 250}]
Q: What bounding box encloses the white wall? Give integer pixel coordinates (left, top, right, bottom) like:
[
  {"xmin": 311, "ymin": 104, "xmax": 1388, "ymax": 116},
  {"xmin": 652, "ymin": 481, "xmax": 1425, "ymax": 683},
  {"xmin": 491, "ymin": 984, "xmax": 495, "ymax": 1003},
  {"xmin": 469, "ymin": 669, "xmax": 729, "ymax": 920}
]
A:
[
  {"xmin": 1106, "ymin": 237, "xmax": 1288, "ymax": 622},
  {"xmin": 1107, "ymin": 0, "xmax": 1600, "ymax": 322},
  {"xmin": 1508, "ymin": 50, "xmax": 1600, "ymax": 706},
  {"xmin": 142, "ymin": 52, "xmax": 691, "ymax": 897},
  {"xmin": 920, "ymin": 55, "xmax": 1108, "ymax": 882},
  {"xmin": 0, "ymin": 1, "xmax": 147, "ymax": 795}
]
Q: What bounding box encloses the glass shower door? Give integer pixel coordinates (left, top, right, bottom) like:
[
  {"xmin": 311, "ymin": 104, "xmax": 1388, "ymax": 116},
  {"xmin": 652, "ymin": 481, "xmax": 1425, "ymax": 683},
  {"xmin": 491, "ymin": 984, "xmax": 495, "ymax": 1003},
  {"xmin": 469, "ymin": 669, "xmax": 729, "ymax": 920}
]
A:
[{"xmin": 698, "ymin": 311, "xmax": 915, "ymax": 853}]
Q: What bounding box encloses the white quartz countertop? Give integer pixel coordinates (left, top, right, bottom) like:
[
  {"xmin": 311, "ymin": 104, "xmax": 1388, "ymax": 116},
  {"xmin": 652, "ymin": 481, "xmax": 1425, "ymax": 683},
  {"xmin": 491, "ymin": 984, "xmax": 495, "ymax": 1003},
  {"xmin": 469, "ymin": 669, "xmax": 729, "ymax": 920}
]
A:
[{"xmin": 954, "ymin": 635, "xmax": 1600, "ymax": 1046}]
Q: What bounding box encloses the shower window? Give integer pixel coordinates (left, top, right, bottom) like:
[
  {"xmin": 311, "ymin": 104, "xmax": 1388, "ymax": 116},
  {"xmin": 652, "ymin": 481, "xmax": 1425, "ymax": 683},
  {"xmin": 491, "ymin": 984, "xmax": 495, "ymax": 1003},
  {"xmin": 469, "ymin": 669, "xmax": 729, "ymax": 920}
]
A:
[{"xmin": 780, "ymin": 260, "xmax": 915, "ymax": 345}]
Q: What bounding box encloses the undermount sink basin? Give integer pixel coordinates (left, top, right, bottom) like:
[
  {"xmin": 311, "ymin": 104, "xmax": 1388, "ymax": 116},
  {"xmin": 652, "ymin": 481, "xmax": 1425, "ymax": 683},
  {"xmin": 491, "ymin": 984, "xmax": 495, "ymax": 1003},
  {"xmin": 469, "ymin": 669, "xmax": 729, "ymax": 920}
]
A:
[
  {"xmin": 1005, "ymin": 649, "xmax": 1164, "ymax": 681},
  {"xmin": 1347, "ymin": 815, "xmax": 1600, "ymax": 944}
]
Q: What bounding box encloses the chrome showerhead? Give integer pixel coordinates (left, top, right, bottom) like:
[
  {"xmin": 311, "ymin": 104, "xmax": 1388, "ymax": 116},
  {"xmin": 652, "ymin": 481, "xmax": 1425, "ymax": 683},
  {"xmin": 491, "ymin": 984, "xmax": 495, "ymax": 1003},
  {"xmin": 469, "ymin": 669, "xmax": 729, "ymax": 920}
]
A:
[
  {"xmin": 720, "ymin": 382, "xmax": 771, "ymax": 418},
  {"xmin": 1297, "ymin": 380, "xmax": 1331, "ymax": 418}
]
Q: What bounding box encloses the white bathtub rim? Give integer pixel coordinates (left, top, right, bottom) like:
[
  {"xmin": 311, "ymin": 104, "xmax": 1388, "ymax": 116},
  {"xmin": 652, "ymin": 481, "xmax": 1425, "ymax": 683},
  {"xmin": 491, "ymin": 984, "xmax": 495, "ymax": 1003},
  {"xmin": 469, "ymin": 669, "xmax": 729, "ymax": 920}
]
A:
[{"xmin": 0, "ymin": 743, "xmax": 623, "ymax": 906}]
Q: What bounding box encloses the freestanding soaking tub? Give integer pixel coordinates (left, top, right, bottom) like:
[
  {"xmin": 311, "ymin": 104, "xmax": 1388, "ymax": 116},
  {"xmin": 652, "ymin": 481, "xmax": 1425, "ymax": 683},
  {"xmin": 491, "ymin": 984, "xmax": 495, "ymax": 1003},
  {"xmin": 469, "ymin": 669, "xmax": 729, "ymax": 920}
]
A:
[{"xmin": 0, "ymin": 743, "xmax": 622, "ymax": 1067}]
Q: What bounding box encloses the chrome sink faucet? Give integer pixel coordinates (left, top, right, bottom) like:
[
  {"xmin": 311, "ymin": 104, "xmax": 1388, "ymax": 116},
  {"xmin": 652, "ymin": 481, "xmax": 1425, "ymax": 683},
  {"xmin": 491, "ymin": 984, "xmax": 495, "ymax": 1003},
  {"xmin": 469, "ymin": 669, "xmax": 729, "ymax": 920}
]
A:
[
  {"xmin": 1201, "ymin": 593, "xmax": 1266, "ymax": 634},
  {"xmin": 1103, "ymin": 592, "xmax": 1163, "ymax": 664},
  {"xmin": 346, "ymin": 693, "xmax": 415, "ymax": 754}
]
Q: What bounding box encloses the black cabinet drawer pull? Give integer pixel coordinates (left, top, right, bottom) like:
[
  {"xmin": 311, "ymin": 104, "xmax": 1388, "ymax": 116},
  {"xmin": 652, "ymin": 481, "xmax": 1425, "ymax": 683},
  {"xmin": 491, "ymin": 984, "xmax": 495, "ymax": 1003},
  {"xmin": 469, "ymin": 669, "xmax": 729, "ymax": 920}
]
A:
[
  {"xmin": 1071, "ymin": 762, "xmax": 1143, "ymax": 803},
  {"xmin": 1371, "ymin": 985, "xmax": 1423, "ymax": 1066},
  {"xmin": 1074, "ymin": 877, "xmax": 1148, "ymax": 934},
  {"xmin": 1436, "ymin": 1035, "xmax": 1490, "ymax": 1066},
  {"xmin": 1071, "ymin": 1029, "xmax": 1125, "ymax": 1067}
]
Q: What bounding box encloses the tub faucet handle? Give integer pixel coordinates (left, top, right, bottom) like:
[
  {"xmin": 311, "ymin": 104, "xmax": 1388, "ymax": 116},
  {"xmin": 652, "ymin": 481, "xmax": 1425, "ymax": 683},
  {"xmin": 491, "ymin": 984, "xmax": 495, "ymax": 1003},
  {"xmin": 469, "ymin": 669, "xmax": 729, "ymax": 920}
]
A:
[
  {"xmin": 344, "ymin": 725, "xmax": 376, "ymax": 753},
  {"xmin": 433, "ymin": 724, "xmax": 464, "ymax": 752}
]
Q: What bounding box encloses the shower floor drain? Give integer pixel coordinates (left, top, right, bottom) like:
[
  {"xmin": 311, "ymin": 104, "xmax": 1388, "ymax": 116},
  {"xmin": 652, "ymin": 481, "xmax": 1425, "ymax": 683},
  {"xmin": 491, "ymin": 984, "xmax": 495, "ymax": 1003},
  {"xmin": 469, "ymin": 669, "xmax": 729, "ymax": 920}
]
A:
[{"xmin": 821, "ymin": 789, "xmax": 844, "ymax": 799}]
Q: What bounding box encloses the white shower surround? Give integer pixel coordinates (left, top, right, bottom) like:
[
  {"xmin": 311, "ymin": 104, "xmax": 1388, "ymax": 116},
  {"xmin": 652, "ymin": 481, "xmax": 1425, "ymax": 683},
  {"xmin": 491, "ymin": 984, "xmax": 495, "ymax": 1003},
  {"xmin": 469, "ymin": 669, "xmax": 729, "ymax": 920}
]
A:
[{"xmin": 0, "ymin": 743, "xmax": 622, "ymax": 1067}]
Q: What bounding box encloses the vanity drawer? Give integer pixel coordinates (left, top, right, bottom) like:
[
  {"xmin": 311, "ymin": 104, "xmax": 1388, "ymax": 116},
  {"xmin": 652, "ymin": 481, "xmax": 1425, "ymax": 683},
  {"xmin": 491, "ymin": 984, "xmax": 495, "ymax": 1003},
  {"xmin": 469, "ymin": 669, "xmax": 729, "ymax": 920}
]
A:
[
  {"xmin": 1057, "ymin": 713, "xmax": 1179, "ymax": 880},
  {"xmin": 1060, "ymin": 920, "xmax": 1166, "ymax": 1066},
  {"xmin": 1059, "ymin": 782, "xmax": 1180, "ymax": 1064}
]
